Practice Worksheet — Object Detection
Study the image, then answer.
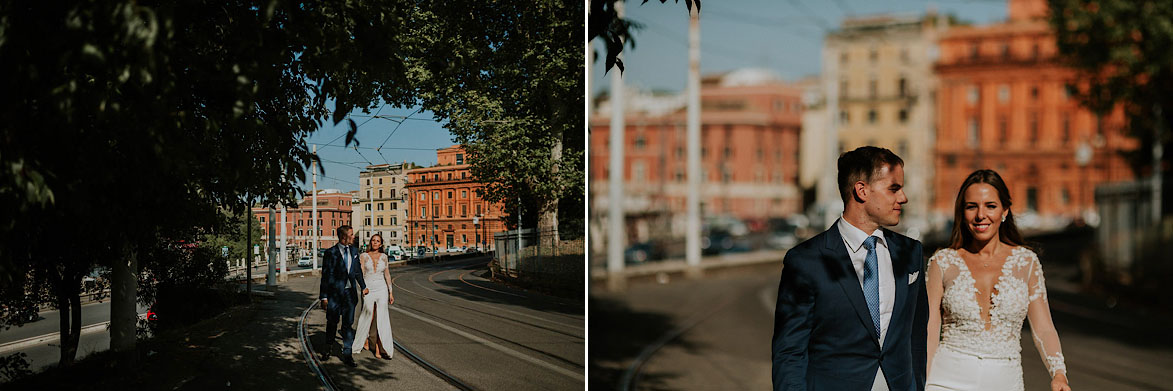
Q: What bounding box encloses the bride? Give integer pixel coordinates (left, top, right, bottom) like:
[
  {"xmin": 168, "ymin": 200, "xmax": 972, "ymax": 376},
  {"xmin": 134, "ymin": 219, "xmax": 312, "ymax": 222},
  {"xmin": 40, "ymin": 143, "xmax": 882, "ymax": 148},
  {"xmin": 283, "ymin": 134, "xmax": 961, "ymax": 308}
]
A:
[
  {"xmin": 352, "ymin": 233, "xmax": 395, "ymax": 359},
  {"xmin": 926, "ymin": 169, "xmax": 1070, "ymax": 391}
]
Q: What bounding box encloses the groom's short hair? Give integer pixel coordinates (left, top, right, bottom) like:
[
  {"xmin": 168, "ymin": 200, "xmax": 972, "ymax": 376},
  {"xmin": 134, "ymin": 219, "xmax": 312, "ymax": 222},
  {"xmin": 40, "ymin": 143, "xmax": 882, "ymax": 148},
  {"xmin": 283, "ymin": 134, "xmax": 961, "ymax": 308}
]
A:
[
  {"xmin": 336, "ymin": 225, "xmax": 352, "ymax": 239},
  {"xmin": 837, "ymin": 146, "xmax": 904, "ymax": 204}
]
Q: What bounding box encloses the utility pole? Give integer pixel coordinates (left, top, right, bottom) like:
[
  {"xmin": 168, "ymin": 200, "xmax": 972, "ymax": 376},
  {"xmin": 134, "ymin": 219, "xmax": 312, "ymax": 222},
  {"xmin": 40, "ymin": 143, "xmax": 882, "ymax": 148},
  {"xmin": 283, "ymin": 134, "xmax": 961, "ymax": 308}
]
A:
[
  {"xmin": 280, "ymin": 203, "xmax": 288, "ymax": 282},
  {"xmin": 685, "ymin": 3, "xmax": 703, "ymax": 277},
  {"xmin": 312, "ymin": 144, "xmax": 319, "ymax": 273},
  {"xmin": 267, "ymin": 206, "xmax": 276, "ymax": 289},
  {"xmin": 606, "ymin": 0, "xmax": 627, "ymax": 292},
  {"xmin": 245, "ymin": 200, "xmax": 253, "ymax": 303}
]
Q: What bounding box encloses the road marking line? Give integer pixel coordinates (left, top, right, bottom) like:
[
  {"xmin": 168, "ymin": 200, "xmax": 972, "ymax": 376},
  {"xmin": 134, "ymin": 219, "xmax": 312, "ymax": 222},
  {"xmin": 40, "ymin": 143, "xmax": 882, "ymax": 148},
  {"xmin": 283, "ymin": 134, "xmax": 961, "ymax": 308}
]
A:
[
  {"xmin": 392, "ymin": 306, "xmax": 584, "ymax": 381},
  {"xmin": 458, "ymin": 271, "xmax": 526, "ymax": 299}
]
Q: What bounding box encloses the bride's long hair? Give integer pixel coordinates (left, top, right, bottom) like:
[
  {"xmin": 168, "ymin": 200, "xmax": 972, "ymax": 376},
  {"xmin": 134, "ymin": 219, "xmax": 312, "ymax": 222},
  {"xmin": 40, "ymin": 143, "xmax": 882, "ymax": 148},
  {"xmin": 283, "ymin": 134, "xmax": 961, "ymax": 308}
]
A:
[
  {"xmin": 948, "ymin": 169, "xmax": 1030, "ymax": 250},
  {"xmin": 369, "ymin": 233, "xmax": 385, "ymax": 253}
]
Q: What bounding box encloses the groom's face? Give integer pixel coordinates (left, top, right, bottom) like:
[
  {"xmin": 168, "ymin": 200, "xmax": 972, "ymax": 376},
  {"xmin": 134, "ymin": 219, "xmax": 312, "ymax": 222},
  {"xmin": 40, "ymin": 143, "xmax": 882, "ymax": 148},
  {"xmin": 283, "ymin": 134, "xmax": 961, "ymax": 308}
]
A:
[{"xmin": 863, "ymin": 163, "xmax": 908, "ymax": 227}]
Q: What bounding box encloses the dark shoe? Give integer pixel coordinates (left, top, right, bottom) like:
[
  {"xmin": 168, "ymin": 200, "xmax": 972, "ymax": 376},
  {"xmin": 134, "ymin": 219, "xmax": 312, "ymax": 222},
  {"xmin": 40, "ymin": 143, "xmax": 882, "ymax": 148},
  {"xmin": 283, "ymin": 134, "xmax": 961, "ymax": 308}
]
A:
[{"xmin": 342, "ymin": 356, "xmax": 357, "ymax": 367}]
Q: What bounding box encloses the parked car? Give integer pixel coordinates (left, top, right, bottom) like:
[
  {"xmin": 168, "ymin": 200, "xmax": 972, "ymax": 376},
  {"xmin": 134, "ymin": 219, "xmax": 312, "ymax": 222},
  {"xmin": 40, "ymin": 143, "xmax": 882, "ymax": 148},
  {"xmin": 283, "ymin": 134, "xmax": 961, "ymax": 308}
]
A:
[
  {"xmin": 624, "ymin": 242, "xmax": 666, "ymax": 264},
  {"xmin": 386, "ymin": 245, "xmax": 406, "ymax": 261},
  {"xmin": 445, "ymin": 246, "xmax": 466, "ymax": 254},
  {"xmin": 297, "ymin": 256, "xmax": 313, "ymax": 267}
]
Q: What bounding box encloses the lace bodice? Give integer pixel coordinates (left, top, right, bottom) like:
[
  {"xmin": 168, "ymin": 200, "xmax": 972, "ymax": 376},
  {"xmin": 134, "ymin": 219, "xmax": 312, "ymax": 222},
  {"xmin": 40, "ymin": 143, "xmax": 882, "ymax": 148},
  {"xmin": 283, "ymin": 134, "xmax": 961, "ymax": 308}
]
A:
[
  {"xmin": 360, "ymin": 252, "xmax": 389, "ymax": 294},
  {"xmin": 927, "ymin": 247, "xmax": 1066, "ymax": 378}
]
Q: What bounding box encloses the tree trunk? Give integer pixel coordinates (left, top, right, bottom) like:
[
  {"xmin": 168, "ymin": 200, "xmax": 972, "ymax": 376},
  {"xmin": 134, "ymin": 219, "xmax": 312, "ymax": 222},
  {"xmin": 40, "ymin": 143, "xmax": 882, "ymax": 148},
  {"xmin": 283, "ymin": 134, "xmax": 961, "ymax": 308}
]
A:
[
  {"xmin": 110, "ymin": 241, "xmax": 138, "ymax": 367},
  {"xmin": 541, "ymin": 125, "xmax": 563, "ymax": 243}
]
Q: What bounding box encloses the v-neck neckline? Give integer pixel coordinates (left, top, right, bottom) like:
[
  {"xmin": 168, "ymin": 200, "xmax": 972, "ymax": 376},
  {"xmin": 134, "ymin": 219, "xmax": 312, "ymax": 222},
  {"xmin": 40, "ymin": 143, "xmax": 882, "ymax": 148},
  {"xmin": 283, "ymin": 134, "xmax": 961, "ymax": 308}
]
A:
[{"xmin": 954, "ymin": 247, "xmax": 1017, "ymax": 331}]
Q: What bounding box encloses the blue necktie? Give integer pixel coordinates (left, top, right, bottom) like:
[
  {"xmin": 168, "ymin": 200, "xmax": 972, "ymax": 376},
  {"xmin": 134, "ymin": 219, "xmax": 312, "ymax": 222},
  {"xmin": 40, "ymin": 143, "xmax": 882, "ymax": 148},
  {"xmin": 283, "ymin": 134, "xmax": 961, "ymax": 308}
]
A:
[{"xmin": 862, "ymin": 236, "xmax": 882, "ymax": 339}]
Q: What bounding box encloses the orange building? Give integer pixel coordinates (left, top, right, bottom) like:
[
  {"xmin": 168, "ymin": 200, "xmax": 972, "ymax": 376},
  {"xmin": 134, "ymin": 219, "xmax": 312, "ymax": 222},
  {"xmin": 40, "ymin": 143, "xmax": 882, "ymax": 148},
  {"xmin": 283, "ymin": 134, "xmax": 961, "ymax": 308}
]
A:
[
  {"xmin": 933, "ymin": 0, "xmax": 1136, "ymax": 228},
  {"xmin": 253, "ymin": 190, "xmax": 353, "ymax": 253},
  {"xmin": 590, "ymin": 69, "xmax": 804, "ymax": 242},
  {"xmin": 405, "ymin": 145, "xmax": 507, "ymax": 251}
]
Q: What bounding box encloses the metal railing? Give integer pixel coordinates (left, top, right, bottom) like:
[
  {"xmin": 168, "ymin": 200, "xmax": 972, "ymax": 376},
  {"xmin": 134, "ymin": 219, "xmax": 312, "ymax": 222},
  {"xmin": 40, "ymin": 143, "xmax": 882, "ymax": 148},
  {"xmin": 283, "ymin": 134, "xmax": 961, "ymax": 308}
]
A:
[{"xmin": 492, "ymin": 229, "xmax": 584, "ymax": 295}]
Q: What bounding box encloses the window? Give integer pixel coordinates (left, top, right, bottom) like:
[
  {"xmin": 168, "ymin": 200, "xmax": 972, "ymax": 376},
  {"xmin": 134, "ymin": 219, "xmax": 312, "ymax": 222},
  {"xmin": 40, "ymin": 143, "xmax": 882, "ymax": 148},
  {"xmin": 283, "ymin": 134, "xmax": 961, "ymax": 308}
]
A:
[
  {"xmin": 260, "ymin": 217, "xmax": 265, "ymax": 223},
  {"xmin": 968, "ymin": 117, "xmax": 980, "ymax": 147},
  {"xmin": 364, "ymin": 218, "xmax": 370, "ymax": 225},
  {"xmin": 969, "ymin": 44, "xmax": 979, "ymax": 59},
  {"xmin": 447, "ymin": 205, "xmax": 453, "ymax": 216},
  {"xmin": 433, "ymin": 174, "xmax": 439, "ymax": 181},
  {"xmin": 1061, "ymin": 114, "xmax": 1071, "ymax": 144},
  {"xmin": 390, "ymin": 231, "xmax": 397, "ymax": 238},
  {"xmin": 338, "ymin": 200, "xmax": 343, "ymax": 206},
  {"xmin": 420, "ymin": 207, "xmax": 426, "ymax": 218},
  {"xmin": 447, "ymin": 224, "xmax": 453, "ymax": 230},
  {"xmin": 391, "ymin": 217, "xmax": 396, "ymax": 225},
  {"xmin": 434, "ymin": 206, "xmax": 440, "ymax": 217},
  {"xmin": 1029, "ymin": 113, "xmax": 1039, "ymax": 145},
  {"xmin": 1030, "ymin": 86, "xmax": 1039, "ymax": 100},
  {"xmin": 462, "ymin": 234, "xmax": 467, "ymax": 243},
  {"xmin": 635, "ymin": 134, "xmax": 646, "ymax": 150},
  {"xmin": 378, "ymin": 178, "xmax": 383, "ymax": 185},
  {"xmin": 462, "ymin": 224, "xmax": 467, "ymax": 229},
  {"xmin": 967, "ymin": 86, "xmax": 980, "ymax": 104},
  {"xmin": 1061, "ymin": 188, "xmax": 1071, "ymax": 204},
  {"xmin": 447, "ymin": 191, "xmax": 453, "ymax": 199},
  {"xmin": 998, "ymin": 116, "xmax": 1008, "ymax": 145},
  {"xmin": 377, "ymin": 217, "xmax": 384, "ymax": 225},
  {"xmin": 868, "ymin": 109, "xmax": 877, "ymax": 124},
  {"xmin": 378, "ymin": 189, "xmax": 383, "ymax": 198},
  {"xmin": 461, "ymin": 205, "xmax": 467, "ymax": 216},
  {"xmin": 391, "ymin": 202, "xmax": 397, "ymax": 210},
  {"xmin": 1001, "ymin": 43, "xmax": 1010, "ymax": 59},
  {"xmin": 377, "ymin": 203, "xmax": 385, "ymax": 211},
  {"xmin": 476, "ymin": 204, "xmax": 482, "ymax": 215},
  {"xmin": 456, "ymin": 154, "xmax": 464, "ymax": 164},
  {"xmin": 299, "ymin": 230, "xmax": 303, "ymax": 236},
  {"xmin": 461, "ymin": 172, "xmax": 467, "ymax": 179},
  {"xmin": 366, "ymin": 179, "xmax": 371, "ymax": 186},
  {"xmin": 419, "ymin": 193, "xmax": 425, "ymax": 200},
  {"xmin": 898, "ymin": 77, "xmax": 907, "ymax": 98},
  {"xmin": 392, "ymin": 177, "xmax": 396, "ymax": 184},
  {"xmin": 433, "ymin": 192, "xmax": 439, "ymax": 200},
  {"xmin": 390, "ymin": 189, "xmax": 396, "ymax": 199},
  {"xmin": 898, "ymin": 109, "xmax": 908, "ymax": 123},
  {"xmin": 447, "ymin": 173, "xmax": 452, "ymax": 180},
  {"xmin": 840, "ymin": 110, "xmax": 849, "ymax": 124},
  {"xmin": 1026, "ymin": 187, "xmax": 1038, "ymax": 211},
  {"xmin": 461, "ymin": 190, "xmax": 467, "ymax": 198},
  {"xmin": 1031, "ymin": 43, "xmax": 1040, "ymax": 59},
  {"xmin": 998, "ymin": 85, "xmax": 1010, "ymax": 103}
]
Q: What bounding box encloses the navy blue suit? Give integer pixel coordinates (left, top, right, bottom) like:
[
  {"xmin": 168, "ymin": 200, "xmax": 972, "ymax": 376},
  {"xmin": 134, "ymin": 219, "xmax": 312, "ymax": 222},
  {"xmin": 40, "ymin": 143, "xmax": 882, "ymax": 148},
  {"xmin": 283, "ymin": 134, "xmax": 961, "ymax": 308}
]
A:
[
  {"xmin": 319, "ymin": 243, "xmax": 366, "ymax": 355},
  {"xmin": 772, "ymin": 223, "xmax": 928, "ymax": 391}
]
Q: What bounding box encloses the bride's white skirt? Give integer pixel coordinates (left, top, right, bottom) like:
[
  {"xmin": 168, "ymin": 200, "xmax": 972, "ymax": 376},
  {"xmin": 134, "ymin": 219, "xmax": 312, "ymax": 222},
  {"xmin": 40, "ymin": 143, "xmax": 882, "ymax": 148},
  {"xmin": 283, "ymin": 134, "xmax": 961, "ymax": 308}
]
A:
[
  {"xmin": 926, "ymin": 345, "xmax": 1023, "ymax": 391},
  {"xmin": 351, "ymin": 286, "xmax": 393, "ymax": 357}
]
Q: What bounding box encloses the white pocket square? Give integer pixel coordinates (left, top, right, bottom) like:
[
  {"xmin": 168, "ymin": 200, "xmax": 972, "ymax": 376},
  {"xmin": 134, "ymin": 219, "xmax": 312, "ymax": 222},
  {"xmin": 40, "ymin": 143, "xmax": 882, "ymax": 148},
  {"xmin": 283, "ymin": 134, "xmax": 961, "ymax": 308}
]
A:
[{"xmin": 908, "ymin": 271, "xmax": 920, "ymax": 285}]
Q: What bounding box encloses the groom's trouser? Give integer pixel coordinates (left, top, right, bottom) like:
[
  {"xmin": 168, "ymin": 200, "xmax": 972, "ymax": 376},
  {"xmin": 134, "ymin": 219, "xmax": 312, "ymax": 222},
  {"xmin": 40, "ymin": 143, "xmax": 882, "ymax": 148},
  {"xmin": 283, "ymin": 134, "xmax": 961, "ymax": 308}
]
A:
[{"xmin": 325, "ymin": 292, "xmax": 357, "ymax": 355}]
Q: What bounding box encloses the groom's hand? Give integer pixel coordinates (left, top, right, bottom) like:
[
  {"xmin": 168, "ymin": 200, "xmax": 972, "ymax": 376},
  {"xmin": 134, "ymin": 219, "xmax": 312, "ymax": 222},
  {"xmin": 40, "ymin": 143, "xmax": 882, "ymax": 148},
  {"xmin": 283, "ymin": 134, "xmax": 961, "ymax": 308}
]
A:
[
  {"xmin": 362, "ymin": 288, "xmax": 369, "ymax": 296},
  {"xmin": 320, "ymin": 298, "xmax": 328, "ymax": 309}
]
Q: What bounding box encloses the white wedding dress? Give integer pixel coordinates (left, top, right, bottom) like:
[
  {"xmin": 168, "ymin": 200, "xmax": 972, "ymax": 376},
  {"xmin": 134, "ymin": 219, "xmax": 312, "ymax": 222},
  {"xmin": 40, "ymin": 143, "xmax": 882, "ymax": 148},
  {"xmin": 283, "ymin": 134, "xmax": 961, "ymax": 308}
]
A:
[
  {"xmin": 926, "ymin": 247, "xmax": 1066, "ymax": 390},
  {"xmin": 352, "ymin": 252, "xmax": 394, "ymax": 357}
]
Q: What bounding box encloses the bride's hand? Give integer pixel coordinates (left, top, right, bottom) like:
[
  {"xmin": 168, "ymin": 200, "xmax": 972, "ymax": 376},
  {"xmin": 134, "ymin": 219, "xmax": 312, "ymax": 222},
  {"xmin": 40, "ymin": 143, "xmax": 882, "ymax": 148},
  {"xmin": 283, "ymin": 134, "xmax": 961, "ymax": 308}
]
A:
[
  {"xmin": 1051, "ymin": 373, "xmax": 1070, "ymax": 391},
  {"xmin": 388, "ymin": 295, "xmax": 394, "ymax": 305}
]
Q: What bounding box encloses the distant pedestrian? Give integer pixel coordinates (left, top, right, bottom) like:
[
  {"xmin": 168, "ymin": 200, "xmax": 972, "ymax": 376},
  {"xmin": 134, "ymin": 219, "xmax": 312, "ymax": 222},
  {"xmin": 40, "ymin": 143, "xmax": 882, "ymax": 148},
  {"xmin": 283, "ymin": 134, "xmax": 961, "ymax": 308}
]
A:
[{"xmin": 924, "ymin": 169, "xmax": 1070, "ymax": 391}]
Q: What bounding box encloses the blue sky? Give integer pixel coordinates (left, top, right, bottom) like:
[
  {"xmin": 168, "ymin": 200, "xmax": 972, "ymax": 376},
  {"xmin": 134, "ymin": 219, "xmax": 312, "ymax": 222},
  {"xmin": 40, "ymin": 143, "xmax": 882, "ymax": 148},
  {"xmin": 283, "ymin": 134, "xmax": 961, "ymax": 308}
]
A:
[
  {"xmin": 590, "ymin": 0, "xmax": 1009, "ymax": 96},
  {"xmin": 295, "ymin": 103, "xmax": 456, "ymax": 194}
]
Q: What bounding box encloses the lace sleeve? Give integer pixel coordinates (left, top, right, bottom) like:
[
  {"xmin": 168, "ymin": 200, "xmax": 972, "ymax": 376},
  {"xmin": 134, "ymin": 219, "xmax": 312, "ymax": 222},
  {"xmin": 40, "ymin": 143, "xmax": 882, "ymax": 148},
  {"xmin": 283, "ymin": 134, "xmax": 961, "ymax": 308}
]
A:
[
  {"xmin": 926, "ymin": 252, "xmax": 946, "ymax": 373},
  {"xmin": 1025, "ymin": 251, "xmax": 1067, "ymax": 378}
]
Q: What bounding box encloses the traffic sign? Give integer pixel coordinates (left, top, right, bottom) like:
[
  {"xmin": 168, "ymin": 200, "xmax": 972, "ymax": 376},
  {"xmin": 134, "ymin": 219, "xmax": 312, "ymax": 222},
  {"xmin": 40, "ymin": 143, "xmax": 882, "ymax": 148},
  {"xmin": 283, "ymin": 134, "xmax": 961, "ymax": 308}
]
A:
[
  {"xmin": 222, "ymin": 246, "xmax": 229, "ymax": 257},
  {"xmin": 253, "ymin": 244, "xmax": 260, "ymax": 255}
]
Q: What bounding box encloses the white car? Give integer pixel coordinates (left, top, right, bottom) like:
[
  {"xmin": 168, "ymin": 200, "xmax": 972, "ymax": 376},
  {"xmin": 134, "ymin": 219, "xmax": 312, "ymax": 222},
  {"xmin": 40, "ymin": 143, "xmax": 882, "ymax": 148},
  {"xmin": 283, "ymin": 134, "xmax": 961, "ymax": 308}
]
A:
[{"xmin": 297, "ymin": 256, "xmax": 313, "ymax": 267}]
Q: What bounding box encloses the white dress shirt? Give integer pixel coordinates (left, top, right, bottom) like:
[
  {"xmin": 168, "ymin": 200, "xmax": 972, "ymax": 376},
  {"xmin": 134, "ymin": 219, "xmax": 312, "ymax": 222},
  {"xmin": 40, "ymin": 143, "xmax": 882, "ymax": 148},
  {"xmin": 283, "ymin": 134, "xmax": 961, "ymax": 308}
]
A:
[{"xmin": 837, "ymin": 217, "xmax": 895, "ymax": 391}]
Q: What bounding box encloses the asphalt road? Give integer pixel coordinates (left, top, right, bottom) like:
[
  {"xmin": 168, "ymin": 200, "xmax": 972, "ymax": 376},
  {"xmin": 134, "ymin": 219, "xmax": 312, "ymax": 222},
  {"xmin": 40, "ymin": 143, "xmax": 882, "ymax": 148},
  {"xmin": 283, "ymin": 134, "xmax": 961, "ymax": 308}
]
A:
[
  {"xmin": 0, "ymin": 301, "xmax": 148, "ymax": 374},
  {"xmin": 590, "ymin": 262, "xmax": 1173, "ymax": 390},
  {"xmin": 386, "ymin": 258, "xmax": 586, "ymax": 390}
]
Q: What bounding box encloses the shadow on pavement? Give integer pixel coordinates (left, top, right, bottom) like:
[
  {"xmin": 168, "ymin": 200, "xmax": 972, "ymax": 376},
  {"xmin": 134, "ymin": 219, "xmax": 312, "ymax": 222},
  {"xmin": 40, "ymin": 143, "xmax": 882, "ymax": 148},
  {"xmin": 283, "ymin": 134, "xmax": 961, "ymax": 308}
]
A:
[
  {"xmin": 588, "ymin": 296, "xmax": 700, "ymax": 391},
  {"xmin": 412, "ymin": 263, "xmax": 584, "ymax": 319}
]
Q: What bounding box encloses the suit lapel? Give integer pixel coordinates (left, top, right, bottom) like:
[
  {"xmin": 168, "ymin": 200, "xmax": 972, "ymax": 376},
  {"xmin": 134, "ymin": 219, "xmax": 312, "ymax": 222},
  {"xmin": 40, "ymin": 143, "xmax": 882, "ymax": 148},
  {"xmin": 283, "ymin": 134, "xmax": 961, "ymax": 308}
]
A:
[
  {"xmin": 825, "ymin": 224, "xmax": 881, "ymax": 344},
  {"xmin": 883, "ymin": 230, "xmax": 909, "ymax": 352}
]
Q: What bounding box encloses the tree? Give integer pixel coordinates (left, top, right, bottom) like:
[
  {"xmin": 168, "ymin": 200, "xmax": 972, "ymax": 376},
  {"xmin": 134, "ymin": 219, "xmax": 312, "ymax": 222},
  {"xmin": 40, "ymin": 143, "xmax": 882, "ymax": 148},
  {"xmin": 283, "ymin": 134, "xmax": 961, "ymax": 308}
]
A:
[
  {"xmin": 0, "ymin": 0, "xmax": 415, "ymax": 369},
  {"xmin": 588, "ymin": 0, "xmax": 699, "ymax": 73},
  {"xmin": 1049, "ymin": 0, "xmax": 1173, "ymax": 173},
  {"xmin": 406, "ymin": 1, "xmax": 584, "ymax": 240}
]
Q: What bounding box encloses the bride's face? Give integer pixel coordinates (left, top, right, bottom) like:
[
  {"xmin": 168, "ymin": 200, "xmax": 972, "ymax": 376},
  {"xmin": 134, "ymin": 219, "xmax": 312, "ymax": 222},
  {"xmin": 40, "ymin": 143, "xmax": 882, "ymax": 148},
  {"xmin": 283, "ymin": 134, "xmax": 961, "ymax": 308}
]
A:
[
  {"xmin": 371, "ymin": 235, "xmax": 382, "ymax": 251},
  {"xmin": 962, "ymin": 183, "xmax": 1009, "ymax": 243}
]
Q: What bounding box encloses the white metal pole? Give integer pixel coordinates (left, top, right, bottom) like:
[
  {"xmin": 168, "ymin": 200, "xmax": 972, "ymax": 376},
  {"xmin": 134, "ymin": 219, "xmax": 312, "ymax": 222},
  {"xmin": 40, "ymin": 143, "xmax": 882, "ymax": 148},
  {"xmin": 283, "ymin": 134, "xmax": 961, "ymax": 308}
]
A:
[
  {"xmin": 312, "ymin": 144, "xmax": 319, "ymax": 271},
  {"xmin": 280, "ymin": 204, "xmax": 287, "ymax": 281},
  {"xmin": 606, "ymin": 0, "xmax": 627, "ymax": 290},
  {"xmin": 685, "ymin": 4, "xmax": 702, "ymax": 269}
]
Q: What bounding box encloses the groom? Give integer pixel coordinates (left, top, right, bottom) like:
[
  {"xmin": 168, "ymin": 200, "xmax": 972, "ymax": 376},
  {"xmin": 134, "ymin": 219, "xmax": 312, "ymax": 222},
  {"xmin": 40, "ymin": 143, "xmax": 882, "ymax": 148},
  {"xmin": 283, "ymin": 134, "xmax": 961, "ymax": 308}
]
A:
[
  {"xmin": 319, "ymin": 225, "xmax": 368, "ymax": 367},
  {"xmin": 772, "ymin": 146, "xmax": 928, "ymax": 390}
]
